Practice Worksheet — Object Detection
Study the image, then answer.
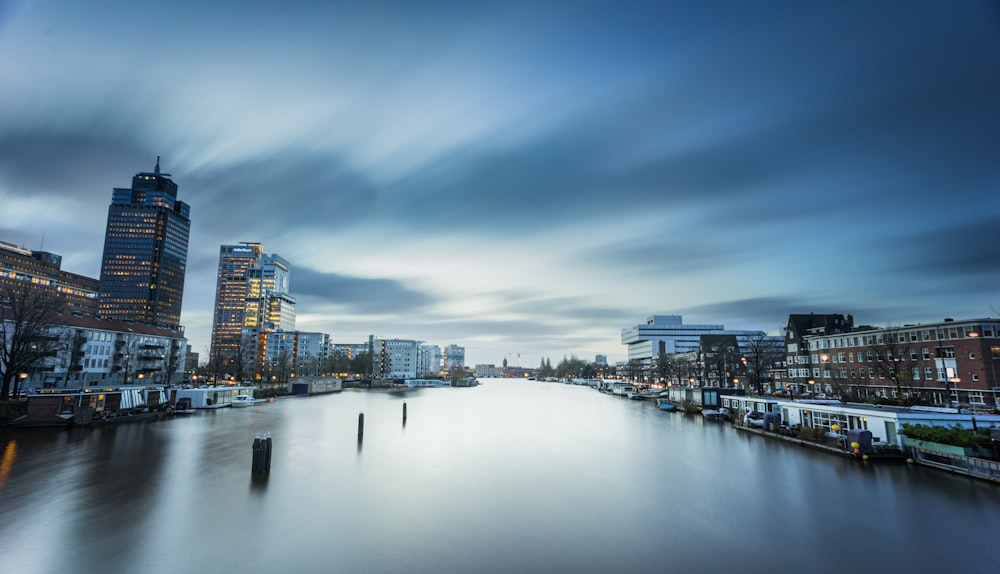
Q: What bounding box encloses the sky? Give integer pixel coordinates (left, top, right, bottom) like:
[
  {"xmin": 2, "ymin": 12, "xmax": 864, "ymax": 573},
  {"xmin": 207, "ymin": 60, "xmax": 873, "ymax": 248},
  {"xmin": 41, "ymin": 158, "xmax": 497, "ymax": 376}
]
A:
[{"xmin": 1, "ymin": 0, "xmax": 999, "ymax": 368}]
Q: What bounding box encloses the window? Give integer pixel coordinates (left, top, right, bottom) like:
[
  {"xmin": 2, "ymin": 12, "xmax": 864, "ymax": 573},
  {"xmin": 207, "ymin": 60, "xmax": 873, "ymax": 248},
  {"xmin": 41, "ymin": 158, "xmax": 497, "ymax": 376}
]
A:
[
  {"xmin": 857, "ymin": 352, "xmax": 864, "ymax": 362},
  {"xmin": 971, "ymin": 374, "xmax": 979, "ymax": 382},
  {"xmin": 866, "ymin": 351, "xmax": 873, "ymax": 361},
  {"xmin": 924, "ymin": 367, "xmax": 934, "ymax": 380},
  {"xmin": 909, "ymin": 349, "xmax": 917, "ymax": 360},
  {"xmin": 922, "ymin": 348, "xmax": 930, "ymax": 360},
  {"xmin": 969, "ymin": 392, "xmax": 984, "ymax": 405},
  {"xmin": 968, "ymin": 351, "xmax": 976, "ymax": 360}
]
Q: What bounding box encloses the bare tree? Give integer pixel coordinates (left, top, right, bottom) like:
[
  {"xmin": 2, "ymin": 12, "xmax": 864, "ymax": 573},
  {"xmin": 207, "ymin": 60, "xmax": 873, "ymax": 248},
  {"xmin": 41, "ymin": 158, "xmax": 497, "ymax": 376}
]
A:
[
  {"xmin": 741, "ymin": 332, "xmax": 783, "ymax": 394},
  {"xmin": 233, "ymin": 334, "xmax": 259, "ymax": 383},
  {"xmin": 869, "ymin": 325, "xmax": 917, "ymax": 405},
  {"xmin": 114, "ymin": 334, "xmax": 140, "ymax": 386},
  {"xmin": 1, "ymin": 284, "xmax": 66, "ymax": 399}
]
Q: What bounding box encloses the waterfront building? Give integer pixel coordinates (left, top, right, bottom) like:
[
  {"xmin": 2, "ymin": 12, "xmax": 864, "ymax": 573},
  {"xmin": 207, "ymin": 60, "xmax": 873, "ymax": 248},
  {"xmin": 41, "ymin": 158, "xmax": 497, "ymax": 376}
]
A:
[
  {"xmin": 0, "ymin": 239, "xmax": 99, "ymax": 316},
  {"xmin": 210, "ymin": 243, "xmax": 263, "ymax": 367},
  {"xmin": 209, "ymin": 243, "xmax": 296, "ymax": 377},
  {"xmin": 332, "ymin": 343, "xmax": 370, "ymax": 359},
  {"xmin": 443, "ymin": 344, "xmax": 465, "ymax": 371},
  {"xmin": 294, "ymin": 331, "xmax": 330, "ymax": 376},
  {"xmin": 374, "ymin": 338, "xmax": 419, "ymax": 379},
  {"xmin": 773, "ymin": 313, "xmax": 855, "ymax": 393},
  {"xmin": 475, "ymin": 364, "xmax": 500, "ymax": 377},
  {"xmin": 621, "ymin": 315, "xmax": 772, "ymax": 381},
  {"xmin": 98, "ymin": 158, "xmax": 190, "ymax": 329},
  {"xmin": 12, "ymin": 313, "xmax": 186, "ymax": 390},
  {"xmin": 417, "ymin": 344, "xmax": 441, "ymax": 376},
  {"xmin": 794, "ymin": 317, "xmax": 1000, "ymax": 409}
]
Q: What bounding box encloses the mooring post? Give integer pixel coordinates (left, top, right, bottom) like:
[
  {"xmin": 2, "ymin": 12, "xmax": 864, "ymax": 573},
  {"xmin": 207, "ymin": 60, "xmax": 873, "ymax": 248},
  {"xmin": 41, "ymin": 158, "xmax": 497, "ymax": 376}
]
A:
[
  {"xmin": 264, "ymin": 433, "xmax": 272, "ymax": 472},
  {"xmin": 252, "ymin": 433, "xmax": 273, "ymax": 474},
  {"xmin": 252, "ymin": 434, "xmax": 261, "ymax": 473},
  {"xmin": 403, "ymin": 402, "xmax": 407, "ymax": 422},
  {"xmin": 358, "ymin": 412, "xmax": 365, "ymax": 441}
]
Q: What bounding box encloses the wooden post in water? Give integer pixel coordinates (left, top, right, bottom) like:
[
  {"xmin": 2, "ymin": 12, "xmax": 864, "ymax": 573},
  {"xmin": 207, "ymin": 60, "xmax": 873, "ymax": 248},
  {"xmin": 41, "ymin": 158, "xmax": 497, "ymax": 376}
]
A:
[
  {"xmin": 251, "ymin": 433, "xmax": 272, "ymax": 474},
  {"xmin": 403, "ymin": 402, "xmax": 407, "ymax": 422},
  {"xmin": 358, "ymin": 412, "xmax": 365, "ymax": 441}
]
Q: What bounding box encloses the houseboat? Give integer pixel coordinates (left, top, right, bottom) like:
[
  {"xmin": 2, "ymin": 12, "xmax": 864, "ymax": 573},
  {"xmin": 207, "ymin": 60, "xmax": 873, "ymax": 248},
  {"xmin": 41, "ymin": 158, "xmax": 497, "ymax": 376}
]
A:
[
  {"xmin": 171, "ymin": 386, "xmax": 256, "ymax": 409},
  {"xmin": 13, "ymin": 386, "xmax": 170, "ymax": 427},
  {"xmin": 404, "ymin": 379, "xmax": 450, "ymax": 388}
]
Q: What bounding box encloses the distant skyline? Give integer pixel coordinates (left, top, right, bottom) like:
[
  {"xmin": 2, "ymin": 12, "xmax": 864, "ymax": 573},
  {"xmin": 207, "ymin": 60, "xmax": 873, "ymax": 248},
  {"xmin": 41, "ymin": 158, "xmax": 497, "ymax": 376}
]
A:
[{"xmin": 2, "ymin": 1, "xmax": 999, "ymax": 367}]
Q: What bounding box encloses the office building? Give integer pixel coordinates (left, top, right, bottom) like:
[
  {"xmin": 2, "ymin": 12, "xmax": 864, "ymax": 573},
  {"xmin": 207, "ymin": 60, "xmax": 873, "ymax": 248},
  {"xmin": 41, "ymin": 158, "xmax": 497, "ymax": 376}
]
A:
[
  {"xmin": 98, "ymin": 158, "xmax": 190, "ymax": 328},
  {"xmin": 209, "ymin": 243, "xmax": 296, "ymax": 377},
  {"xmin": 443, "ymin": 344, "xmax": 465, "ymax": 371},
  {"xmin": 0, "ymin": 240, "xmax": 99, "ymax": 315}
]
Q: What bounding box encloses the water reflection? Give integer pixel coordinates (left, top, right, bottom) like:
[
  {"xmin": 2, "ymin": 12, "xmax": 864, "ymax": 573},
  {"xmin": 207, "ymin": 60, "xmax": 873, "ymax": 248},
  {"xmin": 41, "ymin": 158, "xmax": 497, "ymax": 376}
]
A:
[{"xmin": 2, "ymin": 380, "xmax": 1000, "ymax": 574}]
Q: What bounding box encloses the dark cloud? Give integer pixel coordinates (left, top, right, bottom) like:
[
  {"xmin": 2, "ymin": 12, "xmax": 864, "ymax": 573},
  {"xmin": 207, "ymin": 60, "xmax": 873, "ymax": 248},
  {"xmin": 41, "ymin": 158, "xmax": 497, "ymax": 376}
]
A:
[
  {"xmin": 185, "ymin": 151, "xmax": 380, "ymax": 239},
  {"xmin": 0, "ymin": 131, "xmax": 152, "ymax": 199},
  {"xmin": 292, "ymin": 267, "xmax": 436, "ymax": 314}
]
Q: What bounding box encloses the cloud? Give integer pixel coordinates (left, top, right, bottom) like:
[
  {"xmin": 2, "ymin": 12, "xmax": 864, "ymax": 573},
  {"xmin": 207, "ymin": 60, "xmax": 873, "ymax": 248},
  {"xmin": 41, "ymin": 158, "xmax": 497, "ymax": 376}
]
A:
[{"xmin": 292, "ymin": 266, "xmax": 436, "ymax": 314}]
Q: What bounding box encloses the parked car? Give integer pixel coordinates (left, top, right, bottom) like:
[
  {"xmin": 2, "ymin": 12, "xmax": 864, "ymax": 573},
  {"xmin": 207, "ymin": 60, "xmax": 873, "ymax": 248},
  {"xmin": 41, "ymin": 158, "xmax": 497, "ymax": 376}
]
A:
[{"xmin": 744, "ymin": 411, "xmax": 765, "ymax": 428}]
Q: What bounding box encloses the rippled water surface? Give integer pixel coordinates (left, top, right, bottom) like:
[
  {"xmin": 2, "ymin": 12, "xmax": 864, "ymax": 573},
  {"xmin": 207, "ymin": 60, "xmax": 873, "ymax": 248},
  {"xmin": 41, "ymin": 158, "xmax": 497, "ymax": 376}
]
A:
[{"xmin": 2, "ymin": 379, "xmax": 999, "ymax": 574}]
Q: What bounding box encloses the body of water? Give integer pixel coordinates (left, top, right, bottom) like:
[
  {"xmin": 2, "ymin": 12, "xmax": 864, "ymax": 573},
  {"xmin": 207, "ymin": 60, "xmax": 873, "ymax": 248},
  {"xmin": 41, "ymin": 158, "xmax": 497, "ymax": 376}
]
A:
[{"xmin": 2, "ymin": 379, "xmax": 999, "ymax": 573}]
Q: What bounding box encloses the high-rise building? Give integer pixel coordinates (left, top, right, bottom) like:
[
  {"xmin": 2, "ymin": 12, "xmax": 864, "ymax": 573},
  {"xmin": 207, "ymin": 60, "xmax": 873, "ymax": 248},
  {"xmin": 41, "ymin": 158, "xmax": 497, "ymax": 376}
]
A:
[
  {"xmin": 210, "ymin": 243, "xmax": 264, "ymax": 367},
  {"xmin": 209, "ymin": 242, "xmax": 296, "ymax": 377},
  {"xmin": 98, "ymin": 158, "xmax": 190, "ymax": 329}
]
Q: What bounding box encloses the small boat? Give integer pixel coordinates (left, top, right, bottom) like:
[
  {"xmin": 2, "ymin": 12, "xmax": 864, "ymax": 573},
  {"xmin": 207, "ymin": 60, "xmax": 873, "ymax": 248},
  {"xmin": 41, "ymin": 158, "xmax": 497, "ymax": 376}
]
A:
[
  {"xmin": 231, "ymin": 394, "xmax": 256, "ymax": 408},
  {"xmin": 656, "ymin": 398, "xmax": 677, "ymax": 411},
  {"xmin": 628, "ymin": 391, "xmax": 644, "ymax": 400}
]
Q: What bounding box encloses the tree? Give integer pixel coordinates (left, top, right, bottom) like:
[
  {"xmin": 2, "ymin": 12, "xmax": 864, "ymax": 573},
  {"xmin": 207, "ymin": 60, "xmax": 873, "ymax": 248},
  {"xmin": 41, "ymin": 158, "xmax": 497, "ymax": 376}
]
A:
[
  {"xmin": 326, "ymin": 351, "xmax": 350, "ymax": 375},
  {"xmin": 868, "ymin": 325, "xmax": 917, "ymax": 405},
  {"xmin": 741, "ymin": 332, "xmax": 783, "ymax": 394},
  {"xmin": 233, "ymin": 334, "xmax": 259, "ymax": 383},
  {"xmin": 1, "ymin": 284, "xmax": 65, "ymax": 399},
  {"xmin": 114, "ymin": 334, "xmax": 140, "ymax": 386},
  {"xmin": 162, "ymin": 338, "xmax": 183, "ymax": 386},
  {"xmin": 349, "ymin": 351, "xmax": 371, "ymax": 377}
]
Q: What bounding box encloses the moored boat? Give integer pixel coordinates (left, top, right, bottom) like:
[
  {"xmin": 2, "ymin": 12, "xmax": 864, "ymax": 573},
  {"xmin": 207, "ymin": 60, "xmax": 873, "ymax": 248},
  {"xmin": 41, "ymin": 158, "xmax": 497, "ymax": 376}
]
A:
[
  {"xmin": 656, "ymin": 398, "xmax": 677, "ymax": 411},
  {"xmin": 231, "ymin": 394, "xmax": 256, "ymax": 407}
]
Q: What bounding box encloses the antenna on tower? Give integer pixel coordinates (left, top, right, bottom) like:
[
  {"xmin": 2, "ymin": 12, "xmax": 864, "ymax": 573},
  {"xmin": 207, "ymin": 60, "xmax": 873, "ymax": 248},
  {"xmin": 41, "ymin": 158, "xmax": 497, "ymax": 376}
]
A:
[{"xmin": 154, "ymin": 155, "xmax": 161, "ymax": 175}]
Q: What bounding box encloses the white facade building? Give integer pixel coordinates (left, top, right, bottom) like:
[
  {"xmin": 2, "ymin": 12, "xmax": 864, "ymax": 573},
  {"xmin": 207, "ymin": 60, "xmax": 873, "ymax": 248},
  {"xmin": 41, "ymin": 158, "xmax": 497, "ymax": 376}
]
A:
[
  {"xmin": 418, "ymin": 344, "xmax": 441, "ymax": 376},
  {"xmin": 374, "ymin": 338, "xmax": 419, "ymax": 379},
  {"xmin": 621, "ymin": 315, "xmax": 767, "ymax": 365},
  {"xmin": 5, "ymin": 314, "xmax": 187, "ymax": 390}
]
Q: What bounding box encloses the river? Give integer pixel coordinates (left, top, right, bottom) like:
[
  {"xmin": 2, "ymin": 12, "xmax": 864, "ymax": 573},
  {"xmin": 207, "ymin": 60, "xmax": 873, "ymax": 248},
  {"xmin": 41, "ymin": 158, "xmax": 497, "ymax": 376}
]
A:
[{"xmin": 1, "ymin": 379, "xmax": 998, "ymax": 574}]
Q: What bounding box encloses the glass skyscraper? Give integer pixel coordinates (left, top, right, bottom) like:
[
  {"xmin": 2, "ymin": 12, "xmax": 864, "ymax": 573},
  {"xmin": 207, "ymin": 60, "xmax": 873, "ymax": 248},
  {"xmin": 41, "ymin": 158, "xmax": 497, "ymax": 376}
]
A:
[
  {"xmin": 210, "ymin": 243, "xmax": 296, "ymax": 376},
  {"xmin": 98, "ymin": 158, "xmax": 191, "ymax": 329}
]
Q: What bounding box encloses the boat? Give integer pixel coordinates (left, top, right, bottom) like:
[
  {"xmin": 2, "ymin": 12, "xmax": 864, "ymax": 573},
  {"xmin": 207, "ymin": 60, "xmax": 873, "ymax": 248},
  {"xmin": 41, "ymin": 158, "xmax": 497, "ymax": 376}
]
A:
[
  {"xmin": 628, "ymin": 391, "xmax": 644, "ymax": 400},
  {"xmin": 231, "ymin": 394, "xmax": 256, "ymax": 408},
  {"xmin": 656, "ymin": 398, "xmax": 677, "ymax": 411},
  {"xmin": 612, "ymin": 383, "xmax": 637, "ymax": 396}
]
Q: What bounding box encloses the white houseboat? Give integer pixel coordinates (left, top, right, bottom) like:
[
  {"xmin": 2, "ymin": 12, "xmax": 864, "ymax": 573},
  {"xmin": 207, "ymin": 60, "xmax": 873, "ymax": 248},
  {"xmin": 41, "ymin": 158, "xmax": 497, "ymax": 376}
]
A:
[{"xmin": 172, "ymin": 386, "xmax": 256, "ymax": 409}]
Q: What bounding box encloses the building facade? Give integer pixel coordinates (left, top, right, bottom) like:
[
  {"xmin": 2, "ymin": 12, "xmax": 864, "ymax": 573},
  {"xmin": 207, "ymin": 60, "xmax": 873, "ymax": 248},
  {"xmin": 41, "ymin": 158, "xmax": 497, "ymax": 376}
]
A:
[
  {"xmin": 374, "ymin": 339, "xmax": 419, "ymax": 379},
  {"xmin": 443, "ymin": 344, "xmax": 465, "ymax": 371},
  {"xmin": 11, "ymin": 314, "xmax": 187, "ymax": 390},
  {"xmin": 793, "ymin": 317, "xmax": 1000, "ymax": 408},
  {"xmin": 209, "ymin": 243, "xmax": 296, "ymax": 378},
  {"xmin": 295, "ymin": 331, "xmax": 331, "ymax": 376},
  {"xmin": 1, "ymin": 240, "xmax": 99, "ymax": 316},
  {"xmin": 417, "ymin": 344, "xmax": 441, "ymax": 376},
  {"xmin": 98, "ymin": 158, "xmax": 190, "ymax": 328},
  {"xmin": 621, "ymin": 315, "xmax": 773, "ymax": 379}
]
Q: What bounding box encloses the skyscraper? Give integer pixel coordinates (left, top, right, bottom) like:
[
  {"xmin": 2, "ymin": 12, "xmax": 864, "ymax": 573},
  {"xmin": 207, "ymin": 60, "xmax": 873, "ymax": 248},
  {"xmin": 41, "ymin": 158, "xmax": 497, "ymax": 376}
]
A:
[
  {"xmin": 209, "ymin": 243, "xmax": 296, "ymax": 378},
  {"xmin": 98, "ymin": 158, "xmax": 190, "ymax": 329}
]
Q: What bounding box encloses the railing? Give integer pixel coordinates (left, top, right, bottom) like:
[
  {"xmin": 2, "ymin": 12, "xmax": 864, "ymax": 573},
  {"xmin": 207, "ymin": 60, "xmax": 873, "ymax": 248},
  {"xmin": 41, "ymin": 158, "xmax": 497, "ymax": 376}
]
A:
[{"xmin": 908, "ymin": 446, "xmax": 1000, "ymax": 483}]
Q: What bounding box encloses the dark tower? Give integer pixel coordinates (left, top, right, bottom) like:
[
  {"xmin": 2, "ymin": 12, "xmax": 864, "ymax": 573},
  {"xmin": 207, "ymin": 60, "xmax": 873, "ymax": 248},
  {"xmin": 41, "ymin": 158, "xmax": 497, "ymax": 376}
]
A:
[{"xmin": 98, "ymin": 157, "xmax": 191, "ymax": 328}]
